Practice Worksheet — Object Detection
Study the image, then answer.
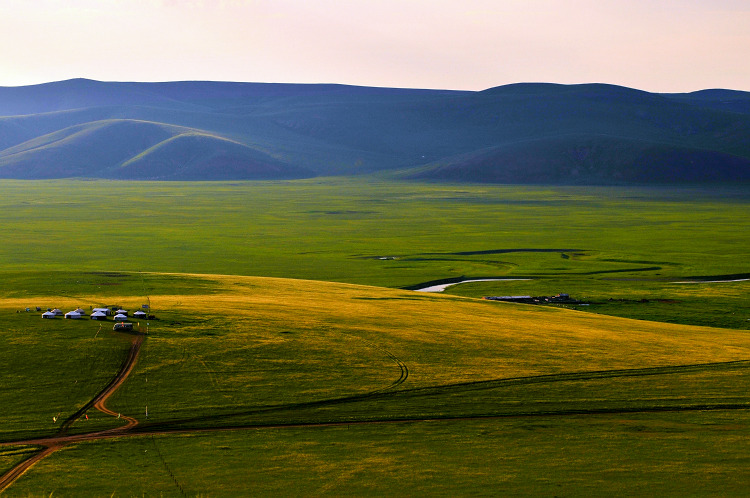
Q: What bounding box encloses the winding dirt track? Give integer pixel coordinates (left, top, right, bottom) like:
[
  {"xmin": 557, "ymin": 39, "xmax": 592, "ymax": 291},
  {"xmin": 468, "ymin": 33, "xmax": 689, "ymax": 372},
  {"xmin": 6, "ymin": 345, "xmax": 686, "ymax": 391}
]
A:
[
  {"xmin": 92, "ymin": 335, "xmax": 142, "ymax": 433},
  {"xmin": 0, "ymin": 334, "xmax": 144, "ymax": 493}
]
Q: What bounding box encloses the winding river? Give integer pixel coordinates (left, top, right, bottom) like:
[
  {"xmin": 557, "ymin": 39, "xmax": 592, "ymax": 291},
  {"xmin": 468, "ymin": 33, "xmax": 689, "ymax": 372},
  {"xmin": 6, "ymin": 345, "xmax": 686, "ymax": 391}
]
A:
[{"xmin": 414, "ymin": 278, "xmax": 532, "ymax": 293}]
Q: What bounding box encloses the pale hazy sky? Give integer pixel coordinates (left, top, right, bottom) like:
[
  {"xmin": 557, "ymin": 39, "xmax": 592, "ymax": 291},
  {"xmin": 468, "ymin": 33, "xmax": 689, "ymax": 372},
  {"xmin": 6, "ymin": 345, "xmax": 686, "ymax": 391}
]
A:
[{"xmin": 1, "ymin": 0, "xmax": 748, "ymax": 91}]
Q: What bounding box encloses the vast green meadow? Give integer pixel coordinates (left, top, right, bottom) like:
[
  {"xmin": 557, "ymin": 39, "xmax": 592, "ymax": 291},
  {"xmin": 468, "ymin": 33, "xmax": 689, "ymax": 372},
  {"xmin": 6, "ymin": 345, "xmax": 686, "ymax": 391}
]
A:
[
  {"xmin": 1, "ymin": 178, "xmax": 749, "ymax": 495},
  {"xmin": 1, "ymin": 178, "xmax": 748, "ymax": 327}
]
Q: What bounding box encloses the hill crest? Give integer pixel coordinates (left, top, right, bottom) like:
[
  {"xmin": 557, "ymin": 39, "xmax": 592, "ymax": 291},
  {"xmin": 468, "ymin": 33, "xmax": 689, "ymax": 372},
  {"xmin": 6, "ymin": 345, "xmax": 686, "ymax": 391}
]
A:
[{"xmin": 0, "ymin": 79, "xmax": 748, "ymax": 183}]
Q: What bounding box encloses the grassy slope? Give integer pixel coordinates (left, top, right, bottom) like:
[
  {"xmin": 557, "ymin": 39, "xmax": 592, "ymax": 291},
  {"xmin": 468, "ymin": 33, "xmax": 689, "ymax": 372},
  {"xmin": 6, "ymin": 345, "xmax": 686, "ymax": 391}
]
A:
[
  {"xmin": 114, "ymin": 132, "xmax": 315, "ymax": 180},
  {"xmin": 3, "ymin": 274, "xmax": 750, "ymax": 495},
  {"xmin": 0, "ymin": 120, "xmax": 313, "ymax": 180},
  {"xmin": 398, "ymin": 134, "xmax": 750, "ymax": 184},
  {"xmin": 0, "ymin": 120, "xmax": 179, "ymax": 178}
]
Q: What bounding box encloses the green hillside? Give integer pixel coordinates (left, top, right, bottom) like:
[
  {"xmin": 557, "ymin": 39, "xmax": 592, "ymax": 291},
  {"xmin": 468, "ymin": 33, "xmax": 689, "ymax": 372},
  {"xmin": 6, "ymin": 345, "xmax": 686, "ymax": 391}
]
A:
[
  {"xmin": 398, "ymin": 134, "xmax": 750, "ymax": 184},
  {"xmin": 115, "ymin": 133, "xmax": 315, "ymax": 180},
  {"xmin": 1, "ymin": 80, "xmax": 749, "ymax": 183},
  {"xmin": 0, "ymin": 120, "xmax": 179, "ymax": 178},
  {"xmin": 0, "ymin": 119, "xmax": 312, "ymax": 180}
]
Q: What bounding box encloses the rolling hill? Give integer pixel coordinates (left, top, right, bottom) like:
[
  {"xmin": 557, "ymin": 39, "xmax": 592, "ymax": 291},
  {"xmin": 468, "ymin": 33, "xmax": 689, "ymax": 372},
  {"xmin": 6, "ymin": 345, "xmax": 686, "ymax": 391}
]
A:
[
  {"xmin": 114, "ymin": 132, "xmax": 315, "ymax": 180},
  {"xmin": 0, "ymin": 79, "xmax": 749, "ymax": 183},
  {"xmin": 0, "ymin": 119, "xmax": 313, "ymax": 180},
  {"xmin": 398, "ymin": 134, "xmax": 750, "ymax": 184}
]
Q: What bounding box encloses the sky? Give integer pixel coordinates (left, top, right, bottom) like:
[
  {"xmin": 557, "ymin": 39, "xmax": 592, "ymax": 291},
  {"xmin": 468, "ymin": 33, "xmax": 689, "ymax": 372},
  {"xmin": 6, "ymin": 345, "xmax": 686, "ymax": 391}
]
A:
[{"xmin": 1, "ymin": 0, "xmax": 748, "ymax": 92}]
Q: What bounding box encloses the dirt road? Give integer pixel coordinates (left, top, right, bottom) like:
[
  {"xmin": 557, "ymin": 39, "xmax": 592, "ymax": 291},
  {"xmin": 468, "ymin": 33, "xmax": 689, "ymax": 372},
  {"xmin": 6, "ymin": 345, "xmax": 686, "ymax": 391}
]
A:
[{"xmin": 0, "ymin": 333, "xmax": 144, "ymax": 493}]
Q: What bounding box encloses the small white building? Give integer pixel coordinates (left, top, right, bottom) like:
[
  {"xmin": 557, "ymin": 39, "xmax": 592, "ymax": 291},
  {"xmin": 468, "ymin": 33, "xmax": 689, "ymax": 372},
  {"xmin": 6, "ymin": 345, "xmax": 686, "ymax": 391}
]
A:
[
  {"xmin": 91, "ymin": 311, "xmax": 108, "ymax": 321},
  {"xmin": 42, "ymin": 311, "xmax": 56, "ymax": 319},
  {"xmin": 51, "ymin": 309, "xmax": 63, "ymax": 316},
  {"xmin": 74, "ymin": 308, "xmax": 87, "ymax": 315},
  {"xmin": 133, "ymin": 311, "xmax": 147, "ymax": 319},
  {"xmin": 92, "ymin": 308, "xmax": 111, "ymax": 316},
  {"xmin": 114, "ymin": 313, "xmax": 128, "ymax": 321},
  {"xmin": 65, "ymin": 311, "xmax": 82, "ymax": 319}
]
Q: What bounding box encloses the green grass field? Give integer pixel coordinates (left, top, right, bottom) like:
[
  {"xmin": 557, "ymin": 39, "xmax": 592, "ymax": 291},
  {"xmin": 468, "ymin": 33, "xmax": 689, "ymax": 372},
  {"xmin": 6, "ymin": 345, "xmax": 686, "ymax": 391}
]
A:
[
  {"xmin": 1, "ymin": 178, "xmax": 748, "ymax": 327},
  {"xmin": 3, "ymin": 275, "xmax": 750, "ymax": 495},
  {"xmin": 8, "ymin": 412, "xmax": 750, "ymax": 496},
  {"xmin": 1, "ymin": 179, "xmax": 749, "ymax": 495}
]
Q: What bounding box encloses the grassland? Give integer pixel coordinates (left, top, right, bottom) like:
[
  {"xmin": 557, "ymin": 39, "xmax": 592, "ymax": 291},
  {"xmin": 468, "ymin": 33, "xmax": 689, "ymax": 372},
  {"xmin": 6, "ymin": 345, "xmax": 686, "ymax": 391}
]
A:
[
  {"xmin": 2, "ymin": 275, "xmax": 750, "ymax": 495},
  {"xmin": 10, "ymin": 414, "xmax": 750, "ymax": 496},
  {"xmin": 1, "ymin": 178, "xmax": 747, "ymax": 328},
  {"xmin": 1, "ymin": 178, "xmax": 749, "ymax": 494},
  {"xmin": 445, "ymin": 276, "xmax": 750, "ymax": 330}
]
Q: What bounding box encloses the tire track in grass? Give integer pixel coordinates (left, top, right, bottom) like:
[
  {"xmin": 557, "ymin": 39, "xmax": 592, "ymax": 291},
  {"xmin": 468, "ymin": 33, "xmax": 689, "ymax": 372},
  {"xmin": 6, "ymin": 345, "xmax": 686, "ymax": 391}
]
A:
[
  {"xmin": 131, "ymin": 359, "xmax": 750, "ymax": 433},
  {"xmin": 7, "ymin": 397, "xmax": 750, "ymax": 449},
  {"xmin": 343, "ymin": 333, "xmax": 409, "ymax": 393},
  {"xmin": 135, "ymin": 400, "xmax": 750, "ymax": 436},
  {"xmin": 384, "ymin": 359, "xmax": 750, "ymax": 399}
]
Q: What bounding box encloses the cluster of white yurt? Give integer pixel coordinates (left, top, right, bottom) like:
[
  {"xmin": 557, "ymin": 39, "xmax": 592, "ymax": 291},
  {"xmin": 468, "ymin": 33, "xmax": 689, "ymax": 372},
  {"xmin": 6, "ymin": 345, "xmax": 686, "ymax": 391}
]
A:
[{"xmin": 42, "ymin": 305, "xmax": 150, "ymax": 324}]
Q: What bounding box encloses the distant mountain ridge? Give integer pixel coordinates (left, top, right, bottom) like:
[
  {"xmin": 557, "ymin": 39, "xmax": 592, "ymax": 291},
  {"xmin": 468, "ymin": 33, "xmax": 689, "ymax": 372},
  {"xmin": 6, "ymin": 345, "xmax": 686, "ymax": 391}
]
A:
[{"xmin": 0, "ymin": 78, "xmax": 749, "ymax": 183}]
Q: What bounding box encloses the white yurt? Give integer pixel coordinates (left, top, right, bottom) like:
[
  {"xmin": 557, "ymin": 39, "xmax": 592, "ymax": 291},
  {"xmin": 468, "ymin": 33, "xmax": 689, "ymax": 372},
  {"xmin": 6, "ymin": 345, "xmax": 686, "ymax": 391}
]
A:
[
  {"xmin": 65, "ymin": 311, "xmax": 82, "ymax": 319},
  {"xmin": 42, "ymin": 311, "xmax": 56, "ymax": 319},
  {"xmin": 133, "ymin": 310, "xmax": 147, "ymax": 319},
  {"xmin": 92, "ymin": 308, "xmax": 111, "ymax": 316},
  {"xmin": 114, "ymin": 313, "xmax": 128, "ymax": 321},
  {"xmin": 51, "ymin": 308, "xmax": 63, "ymax": 316},
  {"xmin": 74, "ymin": 308, "xmax": 87, "ymax": 315},
  {"xmin": 91, "ymin": 311, "xmax": 108, "ymax": 321}
]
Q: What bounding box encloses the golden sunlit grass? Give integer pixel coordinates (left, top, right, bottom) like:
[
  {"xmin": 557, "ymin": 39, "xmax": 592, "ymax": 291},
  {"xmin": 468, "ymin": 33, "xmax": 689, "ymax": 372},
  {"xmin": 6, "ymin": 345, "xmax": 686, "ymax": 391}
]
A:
[
  {"xmin": 4, "ymin": 272, "xmax": 750, "ymax": 495},
  {"xmin": 150, "ymin": 273, "xmax": 750, "ymax": 374}
]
